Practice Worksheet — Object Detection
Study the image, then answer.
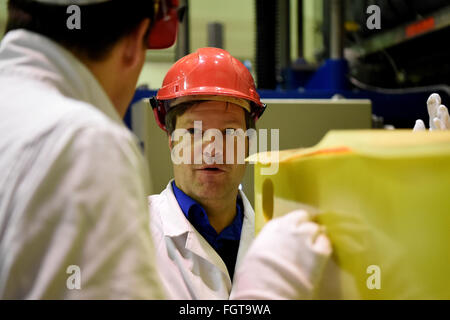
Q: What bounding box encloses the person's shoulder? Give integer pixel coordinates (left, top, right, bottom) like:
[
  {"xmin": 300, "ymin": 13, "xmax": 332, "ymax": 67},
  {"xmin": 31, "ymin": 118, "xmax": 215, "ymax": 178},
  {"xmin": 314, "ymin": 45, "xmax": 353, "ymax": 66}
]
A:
[
  {"xmin": 41, "ymin": 95, "xmax": 140, "ymax": 156},
  {"xmin": 60, "ymin": 99, "xmax": 128, "ymax": 137},
  {"xmin": 31, "ymin": 81, "xmax": 131, "ymax": 140},
  {"xmin": 147, "ymin": 191, "xmax": 167, "ymax": 238},
  {"xmin": 148, "ymin": 185, "xmax": 174, "ymax": 224},
  {"xmin": 11, "ymin": 80, "xmax": 134, "ymax": 148},
  {"xmin": 239, "ymin": 189, "xmax": 255, "ymax": 217},
  {"xmin": 34, "ymin": 97, "xmax": 145, "ymax": 182},
  {"xmin": 148, "ymin": 188, "xmax": 168, "ymax": 214}
]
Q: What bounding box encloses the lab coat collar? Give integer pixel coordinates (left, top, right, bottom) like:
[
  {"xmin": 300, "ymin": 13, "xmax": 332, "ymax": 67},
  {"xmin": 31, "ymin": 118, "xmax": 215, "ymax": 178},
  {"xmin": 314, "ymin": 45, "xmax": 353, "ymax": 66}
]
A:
[
  {"xmin": 0, "ymin": 29, "xmax": 122, "ymax": 125},
  {"xmin": 161, "ymin": 180, "xmax": 255, "ymax": 281},
  {"xmin": 234, "ymin": 188, "xmax": 255, "ymax": 273},
  {"xmin": 159, "ymin": 180, "xmax": 192, "ymax": 238},
  {"xmin": 160, "ymin": 180, "xmax": 230, "ymax": 277},
  {"xmin": 161, "ymin": 180, "xmax": 254, "ymax": 238}
]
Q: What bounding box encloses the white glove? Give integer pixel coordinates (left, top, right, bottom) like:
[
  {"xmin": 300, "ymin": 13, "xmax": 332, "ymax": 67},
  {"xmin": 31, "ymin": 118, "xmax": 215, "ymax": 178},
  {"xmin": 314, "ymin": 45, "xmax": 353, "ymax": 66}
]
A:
[
  {"xmin": 413, "ymin": 93, "xmax": 449, "ymax": 131},
  {"xmin": 230, "ymin": 210, "xmax": 332, "ymax": 300}
]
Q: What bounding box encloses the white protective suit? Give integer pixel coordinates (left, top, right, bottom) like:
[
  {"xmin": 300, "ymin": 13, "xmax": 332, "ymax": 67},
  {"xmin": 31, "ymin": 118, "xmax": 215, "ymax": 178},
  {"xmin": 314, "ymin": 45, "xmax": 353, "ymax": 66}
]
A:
[
  {"xmin": 148, "ymin": 181, "xmax": 255, "ymax": 299},
  {"xmin": 0, "ymin": 30, "xmax": 164, "ymax": 299},
  {"xmin": 149, "ymin": 181, "xmax": 331, "ymax": 300}
]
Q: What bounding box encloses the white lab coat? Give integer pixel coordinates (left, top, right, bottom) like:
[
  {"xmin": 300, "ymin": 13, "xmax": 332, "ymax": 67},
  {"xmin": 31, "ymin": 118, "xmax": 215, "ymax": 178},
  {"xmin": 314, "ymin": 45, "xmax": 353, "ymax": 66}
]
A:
[
  {"xmin": 148, "ymin": 180, "xmax": 255, "ymax": 299},
  {"xmin": 0, "ymin": 30, "xmax": 164, "ymax": 299}
]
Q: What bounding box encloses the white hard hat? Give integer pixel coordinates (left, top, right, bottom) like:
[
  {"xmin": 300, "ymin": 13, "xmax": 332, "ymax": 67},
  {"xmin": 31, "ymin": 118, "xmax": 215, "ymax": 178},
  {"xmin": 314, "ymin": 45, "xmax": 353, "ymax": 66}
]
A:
[{"xmin": 32, "ymin": 0, "xmax": 110, "ymax": 4}]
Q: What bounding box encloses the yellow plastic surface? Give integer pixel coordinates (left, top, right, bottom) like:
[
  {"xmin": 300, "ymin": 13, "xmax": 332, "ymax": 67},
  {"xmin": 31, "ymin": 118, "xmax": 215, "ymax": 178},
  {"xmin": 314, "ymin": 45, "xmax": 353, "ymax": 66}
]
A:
[{"xmin": 251, "ymin": 130, "xmax": 450, "ymax": 299}]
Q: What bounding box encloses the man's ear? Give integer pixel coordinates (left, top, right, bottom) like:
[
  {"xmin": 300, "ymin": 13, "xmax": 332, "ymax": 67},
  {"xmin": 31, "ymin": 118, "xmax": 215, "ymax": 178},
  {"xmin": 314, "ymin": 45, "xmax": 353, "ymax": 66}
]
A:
[
  {"xmin": 122, "ymin": 18, "xmax": 151, "ymax": 68},
  {"xmin": 168, "ymin": 134, "xmax": 174, "ymax": 150}
]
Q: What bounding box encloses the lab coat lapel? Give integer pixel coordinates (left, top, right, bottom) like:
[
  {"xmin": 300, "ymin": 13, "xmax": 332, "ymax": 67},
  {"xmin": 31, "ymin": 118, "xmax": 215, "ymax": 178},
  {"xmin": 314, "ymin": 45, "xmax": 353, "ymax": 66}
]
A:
[
  {"xmin": 234, "ymin": 190, "xmax": 255, "ymax": 273},
  {"xmin": 159, "ymin": 181, "xmax": 191, "ymax": 237},
  {"xmin": 184, "ymin": 225, "xmax": 231, "ymax": 281},
  {"xmin": 161, "ymin": 181, "xmax": 231, "ymax": 281}
]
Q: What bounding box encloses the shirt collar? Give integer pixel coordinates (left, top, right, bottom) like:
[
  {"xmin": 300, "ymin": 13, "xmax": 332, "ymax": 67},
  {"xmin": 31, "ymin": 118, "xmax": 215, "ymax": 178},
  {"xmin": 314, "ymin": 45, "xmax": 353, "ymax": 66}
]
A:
[
  {"xmin": 171, "ymin": 180, "xmax": 244, "ymax": 242},
  {"xmin": 221, "ymin": 201, "xmax": 243, "ymax": 240},
  {"xmin": 0, "ymin": 29, "xmax": 122, "ymax": 125},
  {"xmin": 160, "ymin": 180, "xmax": 253, "ymax": 279}
]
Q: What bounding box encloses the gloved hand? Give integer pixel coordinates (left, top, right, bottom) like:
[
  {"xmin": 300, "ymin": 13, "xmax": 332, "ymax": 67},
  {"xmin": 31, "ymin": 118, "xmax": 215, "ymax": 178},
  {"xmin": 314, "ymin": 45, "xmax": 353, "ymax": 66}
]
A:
[
  {"xmin": 413, "ymin": 93, "xmax": 449, "ymax": 131},
  {"xmin": 230, "ymin": 210, "xmax": 332, "ymax": 300}
]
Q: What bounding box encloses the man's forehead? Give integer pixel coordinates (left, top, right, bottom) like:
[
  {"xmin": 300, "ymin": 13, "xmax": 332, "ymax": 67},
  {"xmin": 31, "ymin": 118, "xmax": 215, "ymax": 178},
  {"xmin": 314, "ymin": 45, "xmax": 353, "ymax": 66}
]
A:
[
  {"xmin": 188, "ymin": 100, "xmax": 244, "ymax": 113},
  {"xmin": 178, "ymin": 101, "xmax": 245, "ymax": 123}
]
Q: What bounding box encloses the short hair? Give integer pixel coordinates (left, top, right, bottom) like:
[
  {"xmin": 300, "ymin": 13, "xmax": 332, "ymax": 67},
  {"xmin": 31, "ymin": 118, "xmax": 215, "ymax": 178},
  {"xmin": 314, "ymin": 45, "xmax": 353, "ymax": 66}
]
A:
[
  {"xmin": 6, "ymin": 0, "xmax": 155, "ymax": 61},
  {"xmin": 165, "ymin": 100, "xmax": 256, "ymax": 135}
]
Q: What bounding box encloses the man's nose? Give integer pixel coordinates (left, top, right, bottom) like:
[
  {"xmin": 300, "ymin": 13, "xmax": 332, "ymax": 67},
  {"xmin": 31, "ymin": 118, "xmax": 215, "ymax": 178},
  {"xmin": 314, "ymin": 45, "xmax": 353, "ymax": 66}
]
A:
[
  {"xmin": 202, "ymin": 135, "xmax": 225, "ymax": 164},
  {"xmin": 203, "ymin": 140, "xmax": 223, "ymax": 159}
]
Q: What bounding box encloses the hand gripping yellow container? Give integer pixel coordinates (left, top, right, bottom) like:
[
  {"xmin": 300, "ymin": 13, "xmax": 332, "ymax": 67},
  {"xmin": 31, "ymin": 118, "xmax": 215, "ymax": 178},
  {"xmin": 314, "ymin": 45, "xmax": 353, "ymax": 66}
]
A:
[{"xmin": 250, "ymin": 130, "xmax": 450, "ymax": 299}]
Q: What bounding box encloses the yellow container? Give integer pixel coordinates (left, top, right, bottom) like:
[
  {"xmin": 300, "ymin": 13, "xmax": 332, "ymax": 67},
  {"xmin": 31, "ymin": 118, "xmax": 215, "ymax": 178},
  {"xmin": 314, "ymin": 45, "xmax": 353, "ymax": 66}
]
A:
[{"xmin": 250, "ymin": 130, "xmax": 450, "ymax": 299}]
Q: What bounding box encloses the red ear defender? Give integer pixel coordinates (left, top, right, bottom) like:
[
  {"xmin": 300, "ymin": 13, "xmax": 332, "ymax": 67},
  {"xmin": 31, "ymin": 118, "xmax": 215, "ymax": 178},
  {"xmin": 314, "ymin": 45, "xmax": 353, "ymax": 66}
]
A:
[
  {"xmin": 149, "ymin": 97, "xmax": 168, "ymax": 131},
  {"xmin": 147, "ymin": 0, "xmax": 180, "ymax": 49}
]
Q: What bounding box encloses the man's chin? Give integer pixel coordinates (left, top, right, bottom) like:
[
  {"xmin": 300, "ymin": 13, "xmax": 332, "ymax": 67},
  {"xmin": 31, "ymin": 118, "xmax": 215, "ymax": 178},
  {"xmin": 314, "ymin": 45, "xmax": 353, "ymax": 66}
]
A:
[
  {"xmin": 194, "ymin": 170, "xmax": 228, "ymax": 187},
  {"xmin": 193, "ymin": 183, "xmax": 231, "ymax": 201}
]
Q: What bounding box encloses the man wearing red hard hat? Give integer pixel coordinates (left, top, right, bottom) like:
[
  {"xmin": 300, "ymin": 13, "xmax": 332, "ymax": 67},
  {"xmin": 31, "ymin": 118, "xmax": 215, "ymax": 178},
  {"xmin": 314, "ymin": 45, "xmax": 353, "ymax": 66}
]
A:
[
  {"xmin": 0, "ymin": 0, "xmax": 331, "ymax": 300},
  {"xmin": 148, "ymin": 47, "xmax": 332, "ymax": 299},
  {"xmin": 0, "ymin": 0, "xmax": 182, "ymax": 299}
]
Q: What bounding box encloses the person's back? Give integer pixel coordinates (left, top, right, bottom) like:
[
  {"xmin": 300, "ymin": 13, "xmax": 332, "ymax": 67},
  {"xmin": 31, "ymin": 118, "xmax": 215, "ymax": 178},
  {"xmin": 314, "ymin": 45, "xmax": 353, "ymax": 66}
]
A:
[
  {"xmin": 0, "ymin": 0, "xmax": 178, "ymax": 299},
  {"xmin": 0, "ymin": 0, "xmax": 333, "ymax": 301}
]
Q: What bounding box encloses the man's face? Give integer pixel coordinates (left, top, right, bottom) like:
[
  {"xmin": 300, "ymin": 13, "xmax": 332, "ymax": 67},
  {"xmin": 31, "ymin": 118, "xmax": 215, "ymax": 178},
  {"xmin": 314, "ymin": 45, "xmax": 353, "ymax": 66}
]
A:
[{"xmin": 170, "ymin": 101, "xmax": 247, "ymax": 202}]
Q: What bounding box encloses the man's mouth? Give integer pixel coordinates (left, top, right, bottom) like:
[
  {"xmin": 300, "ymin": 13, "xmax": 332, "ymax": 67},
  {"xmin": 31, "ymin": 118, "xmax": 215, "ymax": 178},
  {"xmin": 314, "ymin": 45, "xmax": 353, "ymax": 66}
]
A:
[{"xmin": 196, "ymin": 165, "xmax": 225, "ymax": 172}]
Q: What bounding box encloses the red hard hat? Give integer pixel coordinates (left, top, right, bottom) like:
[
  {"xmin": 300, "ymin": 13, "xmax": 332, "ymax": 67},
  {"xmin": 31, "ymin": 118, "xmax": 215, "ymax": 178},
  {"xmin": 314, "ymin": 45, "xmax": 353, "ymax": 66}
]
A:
[
  {"xmin": 150, "ymin": 47, "xmax": 266, "ymax": 131},
  {"xmin": 147, "ymin": 0, "xmax": 182, "ymax": 49}
]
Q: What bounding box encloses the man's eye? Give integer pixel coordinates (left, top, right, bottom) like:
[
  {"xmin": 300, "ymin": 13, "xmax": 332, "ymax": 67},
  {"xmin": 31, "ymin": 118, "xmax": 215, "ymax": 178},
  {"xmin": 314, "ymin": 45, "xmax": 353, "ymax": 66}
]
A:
[
  {"xmin": 187, "ymin": 128, "xmax": 201, "ymax": 135},
  {"xmin": 225, "ymin": 128, "xmax": 244, "ymax": 136}
]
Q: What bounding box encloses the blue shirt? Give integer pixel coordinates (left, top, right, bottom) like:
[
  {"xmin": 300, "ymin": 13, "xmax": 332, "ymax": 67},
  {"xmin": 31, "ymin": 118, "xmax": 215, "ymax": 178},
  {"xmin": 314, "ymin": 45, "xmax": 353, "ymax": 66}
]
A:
[{"xmin": 171, "ymin": 181, "xmax": 243, "ymax": 280}]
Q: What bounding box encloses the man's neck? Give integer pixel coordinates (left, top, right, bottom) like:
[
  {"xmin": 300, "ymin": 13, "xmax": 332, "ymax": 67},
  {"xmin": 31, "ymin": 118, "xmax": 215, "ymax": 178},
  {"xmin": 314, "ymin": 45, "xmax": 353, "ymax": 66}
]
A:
[
  {"xmin": 75, "ymin": 51, "xmax": 125, "ymax": 117},
  {"xmin": 199, "ymin": 193, "xmax": 239, "ymax": 234}
]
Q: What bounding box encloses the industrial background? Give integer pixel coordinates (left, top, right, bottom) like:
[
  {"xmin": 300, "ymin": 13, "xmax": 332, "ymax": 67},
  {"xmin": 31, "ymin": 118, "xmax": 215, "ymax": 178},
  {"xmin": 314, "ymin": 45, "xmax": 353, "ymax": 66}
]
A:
[
  {"xmin": 2, "ymin": 0, "xmax": 449, "ymax": 198},
  {"xmin": 2, "ymin": 0, "xmax": 448, "ymax": 126},
  {"xmin": 1, "ymin": 0, "xmax": 450, "ymax": 300}
]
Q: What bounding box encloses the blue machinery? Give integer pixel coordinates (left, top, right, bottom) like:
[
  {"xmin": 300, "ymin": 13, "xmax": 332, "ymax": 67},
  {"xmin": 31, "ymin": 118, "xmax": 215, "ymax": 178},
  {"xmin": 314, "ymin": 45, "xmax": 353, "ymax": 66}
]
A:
[
  {"xmin": 127, "ymin": 60, "xmax": 448, "ymax": 131},
  {"xmin": 126, "ymin": 0, "xmax": 450, "ymax": 131}
]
